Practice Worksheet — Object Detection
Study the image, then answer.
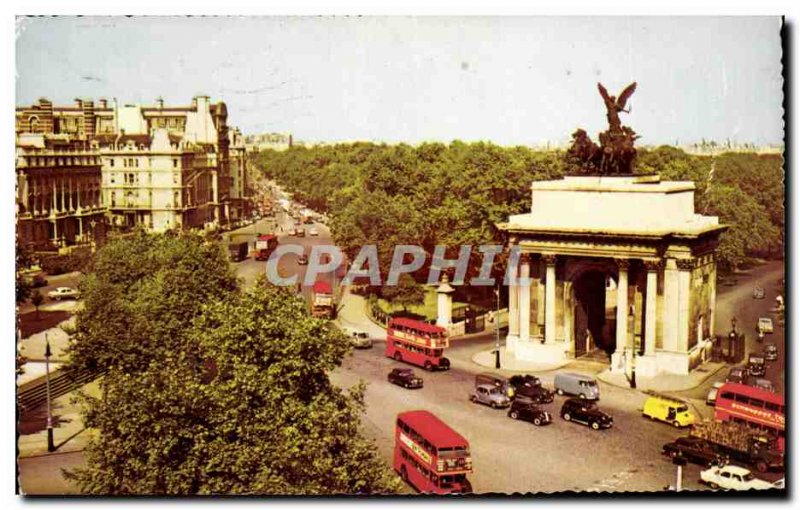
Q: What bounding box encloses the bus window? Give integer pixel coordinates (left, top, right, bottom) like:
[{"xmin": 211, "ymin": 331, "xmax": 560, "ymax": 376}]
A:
[
  {"xmin": 750, "ymin": 398, "xmax": 764, "ymax": 408},
  {"xmin": 720, "ymin": 392, "xmax": 734, "ymax": 400},
  {"xmin": 765, "ymin": 402, "xmax": 780, "ymax": 412},
  {"xmin": 734, "ymin": 394, "xmax": 749, "ymax": 403}
]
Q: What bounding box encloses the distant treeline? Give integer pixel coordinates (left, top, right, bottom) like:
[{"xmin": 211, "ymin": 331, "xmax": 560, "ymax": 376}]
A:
[{"xmin": 252, "ymin": 142, "xmax": 783, "ymax": 274}]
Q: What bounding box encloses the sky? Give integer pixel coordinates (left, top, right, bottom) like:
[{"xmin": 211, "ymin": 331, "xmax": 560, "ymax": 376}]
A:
[{"xmin": 15, "ymin": 16, "xmax": 784, "ymax": 146}]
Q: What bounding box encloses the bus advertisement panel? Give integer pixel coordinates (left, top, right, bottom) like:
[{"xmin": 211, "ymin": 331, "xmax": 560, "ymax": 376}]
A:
[
  {"xmin": 385, "ymin": 318, "xmax": 450, "ymax": 371},
  {"xmin": 395, "ymin": 410, "xmax": 472, "ymax": 494},
  {"xmin": 715, "ymin": 382, "xmax": 785, "ymax": 451}
]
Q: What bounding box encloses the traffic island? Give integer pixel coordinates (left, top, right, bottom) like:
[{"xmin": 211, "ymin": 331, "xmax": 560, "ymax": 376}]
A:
[
  {"xmin": 596, "ymin": 360, "xmax": 727, "ymax": 392},
  {"xmin": 471, "ymin": 346, "xmax": 570, "ymax": 373}
]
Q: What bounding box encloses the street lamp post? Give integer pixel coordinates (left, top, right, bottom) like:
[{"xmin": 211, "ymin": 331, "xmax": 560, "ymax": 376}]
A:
[
  {"xmin": 494, "ymin": 286, "xmax": 501, "ymax": 369},
  {"xmin": 45, "ymin": 334, "xmax": 55, "ymax": 452}
]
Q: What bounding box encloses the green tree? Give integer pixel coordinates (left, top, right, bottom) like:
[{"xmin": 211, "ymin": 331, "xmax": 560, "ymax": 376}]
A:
[
  {"xmin": 67, "ymin": 231, "xmax": 240, "ymax": 373},
  {"xmin": 16, "ymin": 244, "xmax": 33, "ymax": 304},
  {"xmin": 66, "ymin": 282, "xmax": 399, "ymax": 495},
  {"xmin": 381, "ymin": 274, "xmax": 425, "ymax": 312}
]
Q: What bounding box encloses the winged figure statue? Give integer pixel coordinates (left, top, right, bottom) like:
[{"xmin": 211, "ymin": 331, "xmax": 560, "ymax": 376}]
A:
[{"xmin": 597, "ymin": 82, "xmax": 637, "ymax": 134}]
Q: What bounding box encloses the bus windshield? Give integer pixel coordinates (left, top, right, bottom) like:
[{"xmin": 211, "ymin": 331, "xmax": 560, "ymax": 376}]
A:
[{"xmin": 438, "ymin": 447, "xmax": 470, "ymax": 458}]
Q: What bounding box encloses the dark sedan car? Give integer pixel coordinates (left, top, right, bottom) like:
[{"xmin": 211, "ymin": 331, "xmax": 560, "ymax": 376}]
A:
[
  {"xmin": 560, "ymin": 398, "xmax": 613, "ymax": 430},
  {"xmin": 507, "ymin": 400, "xmax": 552, "ymax": 426},
  {"xmin": 510, "ymin": 374, "xmax": 554, "ymax": 404},
  {"xmin": 387, "ymin": 368, "xmax": 423, "ymax": 389},
  {"xmin": 509, "ymin": 374, "xmax": 542, "ymax": 389},
  {"xmin": 662, "ymin": 436, "xmax": 728, "ymax": 467}
]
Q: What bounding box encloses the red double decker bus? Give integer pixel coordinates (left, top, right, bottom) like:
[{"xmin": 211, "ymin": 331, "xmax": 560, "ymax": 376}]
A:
[
  {"xmin": 715, "ymin": 382, "xmax": 785, "ymax": 451},
  {"xmin": 395, "ymin": 410, "xmax": 473, "ymax": 494},
  {"xmin": 385, "ymin": 318, "xmax": 450, "ymax": 371}
]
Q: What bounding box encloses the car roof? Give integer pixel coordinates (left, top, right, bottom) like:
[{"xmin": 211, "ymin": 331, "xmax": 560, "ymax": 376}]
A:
[
  {"xmin": 558, "ymin": 372, "xmax": 594, "ymax": 381},
  {"xmin": 476, "ymin": 383, "xmax": 499, "ymax": 390},
  {"xmin": 721, "ymin": 465, "xmax": 751, "ymax": 475}
]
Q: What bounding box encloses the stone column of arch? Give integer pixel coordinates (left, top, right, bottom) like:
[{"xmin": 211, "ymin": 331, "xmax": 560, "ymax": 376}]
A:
[
  {"xmin": 643, "ymin": 259, "xmax": 662, "ymax": 357},
  {"xmin": 507, "ymin": 260, "xmax": 520, "ymax": 342},
  {"xmin": 518, "ymin": 255, "xmax": 532, "ymax": 342},
  {"xmin": 543, "ymin": 254, "xmax": 557, "ymax": 344},
  {"xmin": 614, "ymin": 258, "xmax": 630, "ymax": 367}
]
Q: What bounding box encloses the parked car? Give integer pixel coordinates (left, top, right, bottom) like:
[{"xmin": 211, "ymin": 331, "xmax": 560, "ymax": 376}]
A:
[
  {"xmin": 475, "ymin": 373, "xmax": 515, "ymax": 399},
  {"xmin": 706, "ymin": 382, "xmax": 724, "ymax": 406},
  {"xmin": 309, "ymin": 228, "xmax": 319, "ymax": 236},
  {"xmin": 470, "ymin": 383, "xmax": 512, "ymax": 409},
  {"xmin": 287, "ymin": 228, "xmax": 297, "ymax": 236},
  {"xmin": 509, "ymin": 374, "xmax": 541, "ymax": 389},
  {"xmin": 752, "ymin": 286, "xmax": 765, "ymax": 299},
  {"xmin": 762, "ymin": 343, "xmax": 778, "ymax": 362},
  {"xmin": 507, "ymin": 400, "xmax": 552, "ymax": 426},
  {"xmin": 726, "ymin": 367, "xmax": 747, "ymax": 384},
  {"xmin": 662, "ymin": 436, "xmax": 729, "ymax": 467},
  {"xmin": 350, "ymin": 331, "xmax": 373, "ymax": 349},
  {"xmin": 297, "ymin": 254, "xmax": 309, "ymax": 265},
  {"xmin": 700, "ymin": 464, "xmax": 774, "ymax": 491},
  {"xmin": 560, "ymin": 398, "xmax": 613, "ymax": 430},
  {"xmin": 25, "ymin": 274, "xmax": 48, "ymax": 288},
  {"xmin": 554, "ymin": 372, "xmax": 599, "ymax": 400},
  {"xmin": 757, "ymin": 317, "xmax": 774, "ymax": 334},
  {"xmin": 387, "ymin": 368, "xmax": 423, "ymax": 389},
  {"xmin": 642, "ymin": 395, "xmax": 695, "ymax": 428},
  {"xmin": 509, "ymin": 374, "xmax": 554, "ymax": 403},
  {"xmin": 296, "ymin": 228, "xmax": 306, "ymax": 238},
  {"xmin": 745, "ymin": 376, "xmax": 775, "ymax": 393},
  {"xmin": 747, "ymin": 354, "xmax": 767, "ymax": 378},
  {"xmin": 47, "ymin": 287, "xmax": 79, "ymax": 300}
]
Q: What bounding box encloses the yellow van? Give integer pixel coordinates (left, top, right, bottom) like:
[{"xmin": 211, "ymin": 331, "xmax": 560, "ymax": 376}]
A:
[{"xmin": 642, "ymin": 395, "xmax": 695, "ymax": 428}]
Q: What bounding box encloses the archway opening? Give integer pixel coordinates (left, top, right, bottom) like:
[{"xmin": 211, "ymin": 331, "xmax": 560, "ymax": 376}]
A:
[{"xmin": 572, "ymin": 270, "xmax": 615, "ymax": 356}]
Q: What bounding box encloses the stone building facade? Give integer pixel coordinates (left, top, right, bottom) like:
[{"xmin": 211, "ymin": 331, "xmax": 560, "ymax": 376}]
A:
[
  {"xmin": 16, "ymin": 96, "xmax": 250, "ymax": 245},
  {"xmin": 498, "ymin": 175, "xmax": 727, "ymax": 377}
]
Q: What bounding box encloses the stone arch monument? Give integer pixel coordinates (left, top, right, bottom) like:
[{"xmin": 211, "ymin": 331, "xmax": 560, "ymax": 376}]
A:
[
  {"xmin": 499, "ymin": 174, "xmax": 727, "ymax": 376},
  {"xmin": 497, "ymin": 83, "xmax": 727, "ymax": 377}
]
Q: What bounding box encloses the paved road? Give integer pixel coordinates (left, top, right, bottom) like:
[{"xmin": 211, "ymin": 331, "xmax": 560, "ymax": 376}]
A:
[
  {"xmin": 676, "ymin": 260, "xmax": 786, "ymax": 401},
  {"xmin": 16, "ymin": 189, "xmax": 785, "ymax": 495}
]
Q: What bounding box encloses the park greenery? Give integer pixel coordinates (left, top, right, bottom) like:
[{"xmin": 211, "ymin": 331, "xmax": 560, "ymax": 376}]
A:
[
  {"xmin": 253, "ymin": 142, "xmax": 783, "ymax": 275},
  {"xmin": 65, "ymin": 232, "xmax": 399, "ymax": 495}
]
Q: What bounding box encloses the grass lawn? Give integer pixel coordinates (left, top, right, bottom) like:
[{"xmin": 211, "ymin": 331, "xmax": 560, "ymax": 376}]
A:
[
  {"xmin": 18, "ymin": 310, "xmax": 72, "ymax": 339},
  {"xmin": 376, "ymin": 287, "xmax": 468, "ymax": 322}
]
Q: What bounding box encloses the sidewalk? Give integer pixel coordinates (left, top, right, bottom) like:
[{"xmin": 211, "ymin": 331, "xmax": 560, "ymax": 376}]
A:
[
  {"xmin": 596, "ymin": 360, "xmax": 727, "ymax": 392},
  {"xmin": 18, "ymin": 379, "xmax": 99, "ymax": 459},
  {"xmin": 335, "ymin": 287, "xmax": 386, "ymax": 339}
]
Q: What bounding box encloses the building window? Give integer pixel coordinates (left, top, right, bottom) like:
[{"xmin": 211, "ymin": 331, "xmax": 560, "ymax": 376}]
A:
[
  {"xmin": 173, "ymin": 173, "xmax": 178, "ymax": 185},
  {"xmin": 111, "ymin": 191, "xmax": 116, "ymax": 207},
  {"xmin": 110, "ymin": 173, "xmax": 116, "ymax": 184},
  {"xmin": 173, "ymin": 159, "xmax": 178, "ymax": 168},
  {"xmin": 110, "ymin": 158, "xmax": 114, "ymax": 168}
]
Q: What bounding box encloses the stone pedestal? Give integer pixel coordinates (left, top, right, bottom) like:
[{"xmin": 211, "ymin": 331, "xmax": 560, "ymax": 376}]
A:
[
  {"xmin": 436, "ymin": 274, "xmax": 455, "ymax": 328},
  {"xmin": 513, "ymin": 341, "xmax": 567, "ymax": 363},
  {"xmin": 635, "ymin": 354, "xmax": 659, "ymax": 378}
]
